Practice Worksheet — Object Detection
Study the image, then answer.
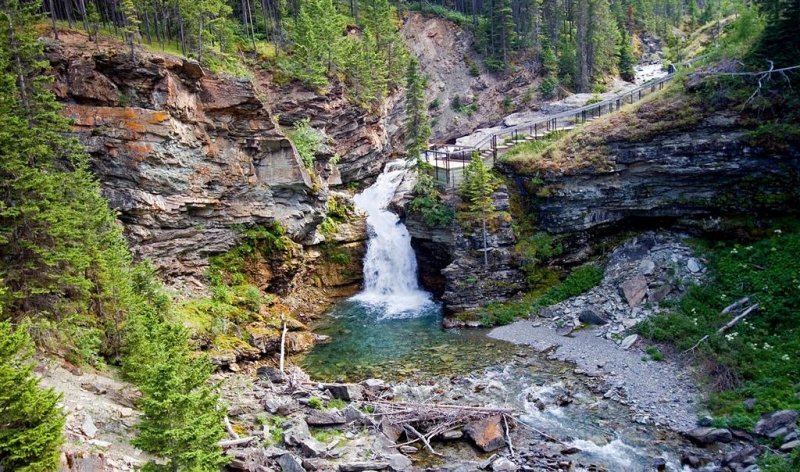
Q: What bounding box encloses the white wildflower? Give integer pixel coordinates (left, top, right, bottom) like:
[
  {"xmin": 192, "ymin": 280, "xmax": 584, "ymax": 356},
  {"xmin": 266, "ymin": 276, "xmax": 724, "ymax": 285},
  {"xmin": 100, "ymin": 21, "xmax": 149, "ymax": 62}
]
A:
[{"xmin": 782, "ymin": 354, "xmax": 791, "ymax": 361}]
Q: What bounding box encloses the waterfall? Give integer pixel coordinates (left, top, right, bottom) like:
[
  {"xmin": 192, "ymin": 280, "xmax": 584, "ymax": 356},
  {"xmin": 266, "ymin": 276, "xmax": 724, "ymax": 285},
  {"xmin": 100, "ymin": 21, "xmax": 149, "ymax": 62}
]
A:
[{"xmin": 351, "ymin": 160, "xmax": 436, "ymax": 318}]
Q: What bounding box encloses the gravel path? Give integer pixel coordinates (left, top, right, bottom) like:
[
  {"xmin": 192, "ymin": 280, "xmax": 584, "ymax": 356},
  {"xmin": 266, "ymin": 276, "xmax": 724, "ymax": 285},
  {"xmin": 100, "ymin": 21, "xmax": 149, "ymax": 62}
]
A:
[{"xmin": 489, "ymin": 321, "xmax": 704, "ymax": 433}]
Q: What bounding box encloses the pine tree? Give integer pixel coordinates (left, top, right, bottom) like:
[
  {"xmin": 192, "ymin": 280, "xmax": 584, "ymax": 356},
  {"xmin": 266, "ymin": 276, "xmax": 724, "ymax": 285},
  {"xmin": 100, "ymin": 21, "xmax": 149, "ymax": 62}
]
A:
[
  {"xmin": 124, "ymin": 305, "xmax": 228, "ymax": 471},
  {"xmin": 403, "ymin": 58, "xmax": 431, "ymax": 161},
  {"xmin": 120, "ymin": 0, "xmax": 140, "ymax": 61},
  {"xmin": 589, "ymin": 0, "xmax": 621, "ymax": 83},
  {"xmin": 460, "ymin": 153, "xmax": 499, "ymax": 266},
  {"xmin": 618, "ymin": 29, "xmax": 637, "ymax": 82},
  {"xmin": 0, "ymin": 319, "xmax": 65, "ymax": 472}
]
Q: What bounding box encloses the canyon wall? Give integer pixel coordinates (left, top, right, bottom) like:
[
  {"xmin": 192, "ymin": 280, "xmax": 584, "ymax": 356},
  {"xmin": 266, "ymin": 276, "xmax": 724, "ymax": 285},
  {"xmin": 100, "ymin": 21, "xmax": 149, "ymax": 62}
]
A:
[{"xmin": 45, "ymin": 32, "xmax": 395, "ymax": 296}]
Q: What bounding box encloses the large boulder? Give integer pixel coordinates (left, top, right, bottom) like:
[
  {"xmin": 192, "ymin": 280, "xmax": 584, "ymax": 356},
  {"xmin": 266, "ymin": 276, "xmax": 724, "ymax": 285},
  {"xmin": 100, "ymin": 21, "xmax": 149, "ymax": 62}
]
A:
[
  {"xmin": 464, "ymin": 415, "xmax": 507, "ymax": 452},
  {"xmin": 754, "ymin": 410, "xmax": 798, "ymax": 437},
  {"xmin": 685, "ymin": 427, "xmax": 733, "ymax": 445}
]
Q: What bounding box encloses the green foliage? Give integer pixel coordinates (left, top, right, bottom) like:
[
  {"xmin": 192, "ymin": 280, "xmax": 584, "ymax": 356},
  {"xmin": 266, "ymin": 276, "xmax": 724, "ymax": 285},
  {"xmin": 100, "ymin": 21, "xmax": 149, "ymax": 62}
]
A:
[
  {"xmin": 539, "ymin": 76, "xmax": 560, "ymax": 99},
  {"xmin": 287, "ymin": 118, "xmax": 322, "ymax": 169},
  {"xmin": 535, "ymin": 264, "xmax": 603, "ymax": 308},
  {"xmin": 409, "ymin": 167, "xmax": 454, "ymax": 228},
  {"xmin": 636, "ymin": 224, "xmax": 800, "ymax": 427},
  {"xmin": 404, "ymin": 58, "xmax": 431, "ymax": 160},
  {"xmin": 403, "ymin": 2, "xmax": 473, "ymax": 27},
  {"xmin": 327, "ymin": 398, "xmax": 347, "ymax": 410},
  {"xmin": 759, "ymin": 449, "xmax": 800, "ymax": 472},
  {"xmin": 618, "ymin": 29, "xmax": 637, "ymax": 82},
  {"xmin": 514, "ymin": 232, "xmax": 561, "ymax": 288},
  {"xmin": 307, "ymin": 396, "xmax": 324, "ymax": 409},
  {"xmin": 476, "ymin": 263, "xmax": 603, "ymax": 327},
  {"xmin": 645, "ymin": 346, "xmax": 664, "ymax": 361},
  {"xmin": 0, "ymin": 319, "xmax": 65, "ymax": 472},
  {"xmin": 0, "ymin": 0, "xmax": 146, "ymax": 364},
  {"xmin": 124, "ymin": 305, "xmax": 228, "ymax": 471},
  {"xmin": 460, "ymin": 153, "xmax": 499, "ymax": 214}
]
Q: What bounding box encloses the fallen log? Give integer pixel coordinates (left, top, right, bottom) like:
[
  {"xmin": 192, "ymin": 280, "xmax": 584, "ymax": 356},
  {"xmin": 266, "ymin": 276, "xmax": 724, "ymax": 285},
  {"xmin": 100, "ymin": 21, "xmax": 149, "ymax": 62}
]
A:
[{"xmin": 683, "ymin": 303, "xmax": 760, "ymax": 353}]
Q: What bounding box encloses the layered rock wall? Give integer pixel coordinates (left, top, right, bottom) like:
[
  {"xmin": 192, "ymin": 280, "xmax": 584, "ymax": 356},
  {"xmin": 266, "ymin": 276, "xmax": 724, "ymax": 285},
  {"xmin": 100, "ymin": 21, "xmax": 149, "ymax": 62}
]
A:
[
  {"xmin": 500, "ymin": 112, "xmax": 800, "ymax": 261},
  {"xmin": 46, "ymin": 32, "xmax": 388, "ymax": 292}
]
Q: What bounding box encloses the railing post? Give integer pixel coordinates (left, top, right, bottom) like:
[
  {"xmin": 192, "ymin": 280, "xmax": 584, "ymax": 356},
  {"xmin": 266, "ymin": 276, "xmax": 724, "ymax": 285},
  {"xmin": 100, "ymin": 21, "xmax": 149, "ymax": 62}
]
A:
[
  {"xmin": 492, "ymin": 135, "xmax": 497, "ymax": 163},
  {"xmin": 534, "ymin": 122, "xmax": 537, "ymax": 138}
]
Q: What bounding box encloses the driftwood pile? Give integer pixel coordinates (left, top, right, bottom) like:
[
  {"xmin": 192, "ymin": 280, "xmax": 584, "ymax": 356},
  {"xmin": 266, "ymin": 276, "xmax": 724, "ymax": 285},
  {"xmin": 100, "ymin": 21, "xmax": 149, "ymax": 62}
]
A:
[{"xmin": 364, "ymin": 400, "xmax": 517, "ymax": 457}]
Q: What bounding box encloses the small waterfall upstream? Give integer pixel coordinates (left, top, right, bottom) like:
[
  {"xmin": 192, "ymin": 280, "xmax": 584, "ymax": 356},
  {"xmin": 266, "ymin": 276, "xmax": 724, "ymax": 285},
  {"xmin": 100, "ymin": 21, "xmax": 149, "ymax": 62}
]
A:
[{"xmin": 351, "ymin": 160, "xmax": 437, "ymax": 318}]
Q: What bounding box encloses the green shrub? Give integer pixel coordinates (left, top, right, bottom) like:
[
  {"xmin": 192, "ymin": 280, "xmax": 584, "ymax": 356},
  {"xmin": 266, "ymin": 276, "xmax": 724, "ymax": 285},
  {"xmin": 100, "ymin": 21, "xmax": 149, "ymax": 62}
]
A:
[
  {"xmin": 408, "ymin": 169, "xmax": 454, "ymax": 228},
  {"xmin": 327, "ymin": 398, "xmax": 347, "ymax": 410},
  {"xmin": 645, "ymin": 346, "xmax": 664, "ymax": 361},
  {"xmin": 539, "ymin": 76, "xmax": 559, "ymax": 99},
  {"xmin": 308, "ymin": 397, "xmax": 324, "ymax": 409},
  {"xmin": 123, "ymin": 308, "xmax": 228, "ymax": 471},
  {"xmin": 0, "ymin": 320, "xmax": 65, "ymax": 472},
  {"xmin": 535, "ymin": 264, "xmax": 603, "ymax": 308},
  {"xmin": 287, "ymin": 118, "xmax": 322, "ymax": 169}
]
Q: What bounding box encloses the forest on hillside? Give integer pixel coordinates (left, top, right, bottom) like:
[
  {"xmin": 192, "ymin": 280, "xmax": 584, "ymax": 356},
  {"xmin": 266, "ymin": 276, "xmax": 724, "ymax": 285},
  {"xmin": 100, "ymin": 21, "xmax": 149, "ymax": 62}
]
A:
[{"xmin": 35, "ymin": 0, "xmax": 765, "ymax": 98}]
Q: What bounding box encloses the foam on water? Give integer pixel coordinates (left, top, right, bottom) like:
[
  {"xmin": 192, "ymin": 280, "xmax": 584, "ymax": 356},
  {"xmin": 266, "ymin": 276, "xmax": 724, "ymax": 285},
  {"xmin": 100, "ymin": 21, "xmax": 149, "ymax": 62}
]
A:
[{"xmin": 350, "ymin": 160, "xmax": 437, "ymax": 318}]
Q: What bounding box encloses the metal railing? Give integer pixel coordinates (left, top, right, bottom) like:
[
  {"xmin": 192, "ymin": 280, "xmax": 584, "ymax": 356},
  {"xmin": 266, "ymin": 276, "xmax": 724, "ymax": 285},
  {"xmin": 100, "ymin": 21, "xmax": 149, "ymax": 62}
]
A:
[{"xmin": 423, "ymin": 69, "xmax": 685, "ymax": 187}]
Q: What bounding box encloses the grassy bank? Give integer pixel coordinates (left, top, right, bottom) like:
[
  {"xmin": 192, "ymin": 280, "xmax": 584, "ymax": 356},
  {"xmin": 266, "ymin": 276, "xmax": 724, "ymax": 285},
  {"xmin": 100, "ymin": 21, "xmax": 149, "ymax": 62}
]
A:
[{"xmin": 637, "ymin": 222, "xmax": 800, "ymax": 434}]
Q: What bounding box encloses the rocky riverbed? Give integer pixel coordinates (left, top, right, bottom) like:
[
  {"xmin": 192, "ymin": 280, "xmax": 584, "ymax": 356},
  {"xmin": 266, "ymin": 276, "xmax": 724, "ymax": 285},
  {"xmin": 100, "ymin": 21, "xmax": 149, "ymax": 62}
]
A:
[{"xmin": 491, "ymin": 232, "xmax": 708, "ymax": 432}]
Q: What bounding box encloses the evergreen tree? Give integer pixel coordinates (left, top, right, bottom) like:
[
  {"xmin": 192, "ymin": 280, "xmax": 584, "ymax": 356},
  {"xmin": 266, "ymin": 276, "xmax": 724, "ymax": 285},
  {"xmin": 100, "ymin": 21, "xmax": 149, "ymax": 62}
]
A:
[
  {"xmin": 0, "ymin": 0, "xmax": 135, "ymax": 364},
  {"xmin": 403, "ymin": 58, "xmax": 431, "ymax": 161},
  {"xmin": 124, "ymin": 300, "xmax": 228, "ymax": 471},
  {"xmin": 0, "ymin": 319, "xmax": 65, "ymax": 472},
  {"xmin": 589, "ymin": 0, "xmax": 621, "ymax": 83},
  {"xmin": 460, "ymin": 153, "xmax": 499, "ymax": 266},
  {"xmin": 618, "ymin": 29, "xmax": 637, "ymax": 82},
  {"xmin": 120, "ymin": 0, "xmax": 140, "ymax": 60}
]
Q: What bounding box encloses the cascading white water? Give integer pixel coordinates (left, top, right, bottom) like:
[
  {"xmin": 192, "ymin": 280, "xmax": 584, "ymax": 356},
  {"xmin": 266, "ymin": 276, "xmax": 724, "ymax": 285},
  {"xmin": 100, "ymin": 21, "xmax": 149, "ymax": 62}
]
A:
[{"xmin": 351, "ymin": 160, "xmax": 437, "ymax": 318}]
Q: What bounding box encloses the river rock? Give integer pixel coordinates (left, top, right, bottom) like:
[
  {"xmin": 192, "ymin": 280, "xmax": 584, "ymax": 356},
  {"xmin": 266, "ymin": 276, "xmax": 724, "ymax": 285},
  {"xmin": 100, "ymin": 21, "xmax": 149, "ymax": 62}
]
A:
[
  {"xmin": 754, "ymin": 410, "xmax": 798, "ymax": 436},
  {"xmin": 278, "ymin": 453, "xmax": 306, "ymax": 472},
  {"xmin": 687, "ymin": 258, "xmax": 702, "ymax": 273},
  {"xmin": 619, "ymin": 334, "xmax": 639, "ymax": 350},
  {"xmin": 441, "ymin": 430, "xmax": 464, "ymax": 440},
  {"xmin": 639, "ymin": 259, "xmax": 656, "ymax": 275},
  {"xmin": 620, "ymin": 275, "xmax": 648, "ymax": 307},
  {"xmin": 342, "ymin": 405, "xmax": 365, "ymax": 424},
  {"xmin": 322, "ymin": 383, "xmax": 364, "ymax": 401},
  {"xmin": 491, "ymin": 457, "xmax": 518, "ymax": 472},
  {"xmin": 338, "ymin": 461, "xmax": 389, "ymax": 471},
  {"xmin": 648, "ymin": 284, "xmax": 672, "ymax": 303},
  {"xmin": 686, "ymin": 427, "xmax": 732, "ymax": 445},
  {"xmin": 298, "ymin": 436, "xmax": 327, "ymax": 458},
  {"xmin": 780, "ymin": 439, "xmax": 800, "ymax": 452},
  {"xmin": 386, "ymin": 454, "xmax": 412, "ymax": 471},
  {"xmin": 723, "ymin": 444, "xmax": 760, "ymax": 468},
  {"xmin": 464, "ymin": 415, "xmax": 506, "ymax": 452},
  {"xmin": 283, "ymin": 418, "xmax": 311, "ymax": 447},
  {"xmin": 306, "ymin": 410, "xmax": 346, "ymax": 426},
  {"xmin": 81, "ymin": 414, "xmax": 98, "ymax": 439},
  {"xmin": 578, "ymin": 309, "xmax": 608, "ymax": 326},
  {"xmin": 257, "ymin": 366, "xmax": 287, "ymax": 384}
]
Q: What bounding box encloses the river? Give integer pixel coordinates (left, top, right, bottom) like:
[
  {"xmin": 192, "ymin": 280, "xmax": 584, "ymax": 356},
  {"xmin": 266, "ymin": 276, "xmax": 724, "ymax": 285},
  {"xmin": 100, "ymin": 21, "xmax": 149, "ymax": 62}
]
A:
[{"xmin": 299, "ymin": 161, "xmax": 702, "ymax": 471}]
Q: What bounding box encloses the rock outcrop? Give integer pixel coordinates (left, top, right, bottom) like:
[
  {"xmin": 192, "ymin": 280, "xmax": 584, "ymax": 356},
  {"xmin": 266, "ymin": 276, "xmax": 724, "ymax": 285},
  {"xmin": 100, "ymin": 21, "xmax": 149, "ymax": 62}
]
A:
[
  {"xmin": 500, "ymin": 111, "xmax": 800, "ymax": 260},
  {"xmin": 406, "ymin": 185, "xmax": 525, "ymax": 315},
  {"xmin": 47, "ymin": 32, "xmax": 323, "ymax": 282},
  {"xmin": 46, "ymin": 32, "xmax": 382, "ymax": 293}
]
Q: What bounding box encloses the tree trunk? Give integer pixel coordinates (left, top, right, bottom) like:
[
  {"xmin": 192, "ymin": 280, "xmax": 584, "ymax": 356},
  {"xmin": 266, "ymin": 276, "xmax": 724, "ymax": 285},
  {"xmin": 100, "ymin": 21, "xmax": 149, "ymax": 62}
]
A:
[{"xmin": 48, "ymin": 0, "xmax": 59, "ymax": 40}]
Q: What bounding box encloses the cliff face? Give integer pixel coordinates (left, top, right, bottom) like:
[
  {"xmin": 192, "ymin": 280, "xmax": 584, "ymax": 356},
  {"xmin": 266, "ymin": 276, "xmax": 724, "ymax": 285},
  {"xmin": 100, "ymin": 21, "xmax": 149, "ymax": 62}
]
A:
[
  {"xmin": 500, "ymin": 111, "xmax": 800, "ymax": 261},
  {"xmin": 45, "ymin": 32, "xmax": 390, "ymax": 292}
]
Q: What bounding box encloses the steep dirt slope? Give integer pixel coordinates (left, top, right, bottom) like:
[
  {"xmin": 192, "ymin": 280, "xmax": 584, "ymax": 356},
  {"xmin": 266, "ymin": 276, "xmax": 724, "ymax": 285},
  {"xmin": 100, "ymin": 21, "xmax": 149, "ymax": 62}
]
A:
[{"xmin": 401, "ymin": 12, "xmax": 541, "ymax": 143}]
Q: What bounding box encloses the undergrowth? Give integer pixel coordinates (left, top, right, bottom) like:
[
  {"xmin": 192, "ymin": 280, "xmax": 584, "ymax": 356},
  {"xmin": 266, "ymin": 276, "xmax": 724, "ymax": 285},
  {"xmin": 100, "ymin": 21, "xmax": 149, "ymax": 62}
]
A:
[
  {"xmin": 476, "ymin": 264, "xmax": 603, "ymax": 326},
  {"xmin": 636, "ymin": 222, "xmax": 800, "ymax": 431}
]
